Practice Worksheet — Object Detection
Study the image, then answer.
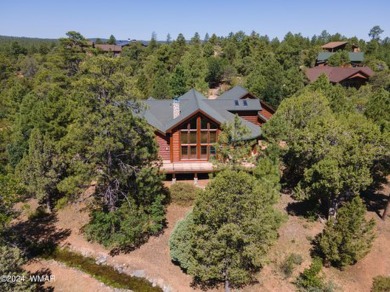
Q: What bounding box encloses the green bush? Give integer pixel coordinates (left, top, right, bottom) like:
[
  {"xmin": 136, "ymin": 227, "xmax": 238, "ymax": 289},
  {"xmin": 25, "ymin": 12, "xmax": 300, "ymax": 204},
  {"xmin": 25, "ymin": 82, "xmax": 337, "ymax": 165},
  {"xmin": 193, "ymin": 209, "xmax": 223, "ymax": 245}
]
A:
[
  {"xmin": 295, "ymin": 257, "xmax": 337, "ymax": 292},
  {"xmin": 55, "ymin": 197, "xmax": 68, "ymax": 210},
  {"xmin": 316, "ymin": 196, "xmax": 376, "ymax": 268},
  {"xmin": 0, "ymin": 244, "xmax": 37, "ymax": 292},
  {"xmin": 169, "ymin": 212, "xmax": 195, "ymax": 271},
  {"xmin": 280, "ymin": 253, "xmax": 303, "ymax": 278},
  {"xmin": 296, "ymin": 257, "xmax": 324, "ymax": 290},
  {"xmin": 28, "ymin": 206, "xmax": 49, "ymax": 220},
  {"xmin": 84, "ymin": 194, "xmax": 165, "ymax": 248},
  {"xmin": 372, "ymin": 276, "xmax": 390, "ymax": 292},
  {"xmin": 169, "ymin": 182, "xmax": 198, "ymax": 206}
]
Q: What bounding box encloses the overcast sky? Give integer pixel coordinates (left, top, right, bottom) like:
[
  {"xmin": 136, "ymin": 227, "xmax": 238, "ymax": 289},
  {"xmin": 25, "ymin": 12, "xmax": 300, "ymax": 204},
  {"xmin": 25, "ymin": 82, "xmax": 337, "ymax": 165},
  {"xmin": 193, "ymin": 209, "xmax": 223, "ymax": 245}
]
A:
[{"xmin": 1, "ymin": 0, "xmax": 389, "ymax": 41}]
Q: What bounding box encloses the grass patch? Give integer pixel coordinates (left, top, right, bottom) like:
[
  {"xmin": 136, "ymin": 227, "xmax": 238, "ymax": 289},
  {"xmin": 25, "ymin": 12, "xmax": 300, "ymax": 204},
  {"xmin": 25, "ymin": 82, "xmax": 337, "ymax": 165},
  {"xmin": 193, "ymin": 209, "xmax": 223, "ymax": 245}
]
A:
[
  {"xmin": 169, "ymin": 182, "xmax": 199, "ymax": 206},
  {"xmin": 43, "ymin": 248, "xmax": 162, "ymax": 292},
  {"xmin": 372, "ymin": 276, "xmax": 390, "ymax": 292},
  {"xmin": 280, "ymin": 253, "xmax": 303, "ymax": 278}
]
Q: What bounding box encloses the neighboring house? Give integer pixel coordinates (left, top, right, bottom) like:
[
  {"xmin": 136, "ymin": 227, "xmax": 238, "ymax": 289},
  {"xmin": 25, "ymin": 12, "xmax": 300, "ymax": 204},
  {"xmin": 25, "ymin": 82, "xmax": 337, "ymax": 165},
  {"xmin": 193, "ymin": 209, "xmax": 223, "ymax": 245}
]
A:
[
  {"xmin": 140, "ymin": 86, "xmax": 274, "ymax": 177},
  {"xmin": 305, "ymin": 66, "xmax": 374, "ymax": 88},
  {"xmin": 217, "ymin": 86, "xmax": 275, "ymax": 126},
  {"xmin": 93, "ymin": 44, "xmax": 122, "ymax": 56},
  {"xmin": 87, "ymin": 40, "xmax": 144, "ymax": 56},
  {"xmin": 87, "ymin": 41, "xmax": 123, "ymax": 55},
  {"xmin": 321, "ymin": 41, "xmax": 360, "ymax": 52},
  {"xmin": 316, "ymin": 51, "xmax": 364, "ymax": 67},
  {"xmin": 316, "ymin": 41, "xmax": 364, "ymax": 67}
]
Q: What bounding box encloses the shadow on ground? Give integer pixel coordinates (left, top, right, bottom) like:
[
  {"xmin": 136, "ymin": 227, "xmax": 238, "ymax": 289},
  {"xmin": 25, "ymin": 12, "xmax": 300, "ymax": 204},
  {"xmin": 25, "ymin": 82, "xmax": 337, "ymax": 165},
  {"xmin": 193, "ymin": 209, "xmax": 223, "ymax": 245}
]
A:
[{"xmin": 12, "ymin": 211, "xmax": 71, "ymax": 258}]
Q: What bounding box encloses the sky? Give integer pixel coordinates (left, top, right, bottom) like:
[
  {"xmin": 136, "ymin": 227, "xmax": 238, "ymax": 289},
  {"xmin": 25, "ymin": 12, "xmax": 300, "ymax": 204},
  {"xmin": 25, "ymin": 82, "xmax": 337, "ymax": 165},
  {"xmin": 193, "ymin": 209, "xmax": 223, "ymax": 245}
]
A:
[{"xmin": 0, "ymin": 0, "xmax": 389, "ymax": 41}]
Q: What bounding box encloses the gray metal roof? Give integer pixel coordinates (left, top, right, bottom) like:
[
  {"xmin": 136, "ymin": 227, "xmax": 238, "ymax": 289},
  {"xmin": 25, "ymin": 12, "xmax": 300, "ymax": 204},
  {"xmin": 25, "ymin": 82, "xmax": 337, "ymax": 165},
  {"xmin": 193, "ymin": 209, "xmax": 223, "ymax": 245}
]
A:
[
  {"xmin": 218, "ymin": 85, "xmax": 250, "ymax": 100},
  {"xmin": 140, "ymin": 89, "xmax": 261, "ymax": 139},
  {"xmin": 317, "ymin": 52, "xmax": 364, "ymax": 62}
]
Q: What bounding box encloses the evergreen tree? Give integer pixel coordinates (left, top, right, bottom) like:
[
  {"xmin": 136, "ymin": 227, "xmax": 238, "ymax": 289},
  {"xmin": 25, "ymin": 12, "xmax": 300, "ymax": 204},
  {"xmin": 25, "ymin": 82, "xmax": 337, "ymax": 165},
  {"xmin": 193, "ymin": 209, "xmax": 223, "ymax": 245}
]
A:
[
  {"xmin": 107, "ymin": 34, "xmax": 116, "ymax": 45},
  {"xmin": 169, "ymin": 170, "xmax": 283, "ymax": 290},
  {"xmin": 328, "ymin": 50, "xmax": 350, "ymax": 66},
  {"xmin": 169, "ymin": 212, "xmax": 196, "ymax": 271},
  {"xmin": 205, "ymin": 57, "xmax": 225, "ymax": 87},
  {"xmin": 214, "ymin": 115, "xmax": 255, "ymax": 170},
  {"xmin": 17, "ymin": 129, "xmax": 62, "ymax": 212},
  {"xmin": 170, "ymin": 65, "xmax": 188, "ymax": 96},
  {"xmin": 263, "ymin": 91, "xmax": 382, "ymax": 217},
  {"xmin": 58, "ymin": 31, "xmax": 88, "ymax": 76},
  {"xmin": 65, "ymin": 55, "xmax": 167, "ymax": 248},
  {"xmin": 316, "ymin": 196, "xmax": 376, "ymax": 268},
  {"xmin": 369, "ymin": 26, "xmax": 384, "ymax": 41},
  {"xmin": 0, "ymin": 244, "xmax": 37, "ymax": 292},
  {"xmin": 166, "ymin": 33, "xmax": 172, "ymax": 44}
]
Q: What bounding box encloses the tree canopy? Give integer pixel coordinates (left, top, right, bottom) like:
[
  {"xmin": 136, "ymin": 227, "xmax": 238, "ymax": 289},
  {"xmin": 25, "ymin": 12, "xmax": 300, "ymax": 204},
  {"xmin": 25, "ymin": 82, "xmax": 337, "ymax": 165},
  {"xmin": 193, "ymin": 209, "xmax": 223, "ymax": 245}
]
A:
[{"xmin": 169, "ymin": 169, "xmax": 283, "ymax": 290}]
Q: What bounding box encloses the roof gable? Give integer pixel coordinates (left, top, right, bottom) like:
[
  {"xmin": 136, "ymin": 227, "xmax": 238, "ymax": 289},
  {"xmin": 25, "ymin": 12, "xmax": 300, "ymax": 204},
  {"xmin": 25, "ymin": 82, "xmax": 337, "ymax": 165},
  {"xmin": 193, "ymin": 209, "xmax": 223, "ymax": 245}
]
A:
[
  {"xmin": 305, "ymin": 66, "xmax": 374, "ymax": 83},
  {"xmin": 218, "ymin": 85, "xmax": 256, "ymax": 100},
  {"xmin": 94, "ymin": 44, "xmax": 122, "ymax": 52},
  {"xmin": 140, "ymin": 88, "xmax": 262, "ymax": 139},
  {"xmin": 321, "ymin": 41, "xmax": 348, "ymax": 49}
]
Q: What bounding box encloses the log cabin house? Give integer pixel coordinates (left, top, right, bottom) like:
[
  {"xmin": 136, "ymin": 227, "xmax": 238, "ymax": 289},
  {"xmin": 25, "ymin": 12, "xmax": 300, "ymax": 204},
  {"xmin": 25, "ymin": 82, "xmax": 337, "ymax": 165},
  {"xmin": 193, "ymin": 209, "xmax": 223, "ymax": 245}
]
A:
[
  {"xmin": 305, "ymin": 66, "xmax": 374, "ymax": 88},
  {"xmin": 139, "ymin": 86, "xmax": 275, "ymax": 180},
  {"xmin": 316, "ymin": 41, "xmax": 364, "ymax": 67}
]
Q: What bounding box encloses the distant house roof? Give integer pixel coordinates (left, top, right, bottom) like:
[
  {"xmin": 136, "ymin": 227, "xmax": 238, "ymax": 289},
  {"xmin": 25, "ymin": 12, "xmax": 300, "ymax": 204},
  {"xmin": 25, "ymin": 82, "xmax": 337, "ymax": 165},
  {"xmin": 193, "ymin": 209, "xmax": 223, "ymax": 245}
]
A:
[
  {"xmin": 321, "ymin": 41, "xmax": 348, "ymax": 49},
  {"xmin": 94, "ymin": 44, "xmax": 122, "ymax": 53},
  {"xmin": 140, "ymin": 89, "xmax": 262, "ymax": 140},
  {"xmin": 305, "ymin": 66, "xmax": 374, "ymax": 83},
  {"xmin": 317, "ymin": 52, "xmax": 364, "ymax": 63},
  {"xmin": 116, "ymin": 40, "xmax": 131, "ymax": 47}
]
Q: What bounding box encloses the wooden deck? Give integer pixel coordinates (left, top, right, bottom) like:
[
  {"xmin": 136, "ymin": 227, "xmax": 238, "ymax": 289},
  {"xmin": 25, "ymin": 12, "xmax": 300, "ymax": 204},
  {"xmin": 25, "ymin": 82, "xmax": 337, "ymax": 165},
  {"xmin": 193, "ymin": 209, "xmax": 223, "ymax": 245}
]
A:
[{"xmin": 161, "ymin": 160, "xmax": 215, "ymax": 174}]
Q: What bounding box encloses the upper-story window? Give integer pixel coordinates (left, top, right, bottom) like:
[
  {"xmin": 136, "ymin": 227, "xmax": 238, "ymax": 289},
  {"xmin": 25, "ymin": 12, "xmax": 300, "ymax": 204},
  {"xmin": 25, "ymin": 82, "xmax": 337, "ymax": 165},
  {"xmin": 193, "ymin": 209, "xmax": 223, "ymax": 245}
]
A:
[{"xmin": 180, "ymin": 116, "xmax": 218, "ymax": 160}]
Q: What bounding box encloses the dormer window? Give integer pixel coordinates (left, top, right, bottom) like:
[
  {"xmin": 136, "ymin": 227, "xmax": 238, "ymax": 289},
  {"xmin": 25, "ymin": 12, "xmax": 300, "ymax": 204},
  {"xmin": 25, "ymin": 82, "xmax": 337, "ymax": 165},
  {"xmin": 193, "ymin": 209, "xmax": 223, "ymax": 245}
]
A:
[
  {"xmin": 243, "ymin": 100, "xmax": 248, "ymax": 106},
  {"xmin": 234, "ymin": 100, "xmax": 239, "ymax": 106}
]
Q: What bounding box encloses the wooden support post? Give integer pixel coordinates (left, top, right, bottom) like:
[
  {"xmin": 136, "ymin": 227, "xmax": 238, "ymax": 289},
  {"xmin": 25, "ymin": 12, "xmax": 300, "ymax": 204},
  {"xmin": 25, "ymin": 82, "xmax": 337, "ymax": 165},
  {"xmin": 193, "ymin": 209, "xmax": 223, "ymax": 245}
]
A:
[{"xmin": 172, "ymin": 173, "xmax": 176, "ymax": 184}]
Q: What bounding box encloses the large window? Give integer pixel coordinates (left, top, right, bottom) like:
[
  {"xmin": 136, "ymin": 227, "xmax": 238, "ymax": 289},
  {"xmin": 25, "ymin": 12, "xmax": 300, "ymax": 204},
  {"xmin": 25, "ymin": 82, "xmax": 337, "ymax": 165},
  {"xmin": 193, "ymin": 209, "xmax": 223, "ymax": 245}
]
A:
[{"xmin": 180, "ymin": 116, "xmax": 218, "ymax": 160}]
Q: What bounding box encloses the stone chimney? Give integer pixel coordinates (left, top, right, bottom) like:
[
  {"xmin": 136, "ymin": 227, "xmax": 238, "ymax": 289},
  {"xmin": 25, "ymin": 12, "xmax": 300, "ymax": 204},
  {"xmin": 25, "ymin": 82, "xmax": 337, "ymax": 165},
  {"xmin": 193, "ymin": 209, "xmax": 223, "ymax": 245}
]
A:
[{"xmin": 173, "ymin": 98, "xmax": 180, "ymax": 119}]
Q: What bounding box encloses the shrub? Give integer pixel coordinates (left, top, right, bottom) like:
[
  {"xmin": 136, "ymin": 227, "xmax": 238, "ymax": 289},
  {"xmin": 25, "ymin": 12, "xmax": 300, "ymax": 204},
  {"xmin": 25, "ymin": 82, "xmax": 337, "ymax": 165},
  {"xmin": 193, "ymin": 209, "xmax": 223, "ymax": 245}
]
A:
[
  {"xmin": 372, "ymin": 276, "xmax": 390, "ymax": 292},
  {"xmin": 28, "ymin": 206, "xmax": 49, "ymax": 220},
  {"xmin": 55, "ymin": 197, "xmax": 68, "ymax": 210},
  {"xmin": 295, "ymin": 257, "xmax": 324, "ymax": 290},
  {"xmin": 0, "ymin": 244, "xmax": 37, "ymax": 292},
  {"xmin": 84, "ymin": 194, "xmax": 165, "ymax": 248},
  {"xmin": 280, "ymin": 253, "xmax": 303, "ymax": 278},
  {"xmin": 169, "ymin": 212, "xmax": 195, "ymax": 271},
  {"xmin": 169, "ymin": 182, "xmax": 198, "ymax": 206},
  {"xmin": 316, "ymin": 196, "xmax": 375, "ymax": 268}
]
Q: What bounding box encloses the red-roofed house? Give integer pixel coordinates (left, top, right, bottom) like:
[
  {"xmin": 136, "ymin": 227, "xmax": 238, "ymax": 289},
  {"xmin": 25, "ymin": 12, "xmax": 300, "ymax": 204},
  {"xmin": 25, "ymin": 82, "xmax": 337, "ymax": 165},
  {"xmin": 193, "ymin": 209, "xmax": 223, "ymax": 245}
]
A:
[
  {"xmin": 94, "ymin": 44, "xmax": 122, "ymax": 55},
  {"xmin": 305, "ymin": 66, "xmax": 374, "ymax": 88},
  {"xmin": 321, "ymin": 41, "xmax": 360, "ymax": 53}
]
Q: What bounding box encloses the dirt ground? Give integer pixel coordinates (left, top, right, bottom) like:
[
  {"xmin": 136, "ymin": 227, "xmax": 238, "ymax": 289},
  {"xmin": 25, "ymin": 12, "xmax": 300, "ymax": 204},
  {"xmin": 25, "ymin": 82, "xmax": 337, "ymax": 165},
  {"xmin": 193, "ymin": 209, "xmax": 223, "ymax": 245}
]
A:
[{"xmin": 20, "ymin": 181, "xmax": 390, "ymax": 292}]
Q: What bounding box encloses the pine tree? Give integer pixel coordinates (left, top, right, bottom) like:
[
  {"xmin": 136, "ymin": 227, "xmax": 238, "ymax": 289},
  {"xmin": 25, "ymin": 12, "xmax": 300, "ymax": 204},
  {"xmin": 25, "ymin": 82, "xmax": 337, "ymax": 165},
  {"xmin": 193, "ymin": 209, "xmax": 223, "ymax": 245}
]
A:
[
  {"xmin": 66, "ymin": 55, "xmax": 167, "ymax": 248},
  {"xmin": 170, "ymin": 170, "xmax": 283, "ymax": 290},
  {"xmin": 107, "ymin": 34, "xmax": 116, "ymax": 45},
  {"xmin": 17, "ymin": 129, "xmax": 62, "ymax": 212},
  {"xmin": 214, "ymin": 115, "xmax": 256, "ymax": 170},
  {"xmin": 317, "ymin": 196, "xmax": 376, "ymax": 268},
  {"xmin": 0, "ymin": 244, "xmax": 37, "ymax": 292}
]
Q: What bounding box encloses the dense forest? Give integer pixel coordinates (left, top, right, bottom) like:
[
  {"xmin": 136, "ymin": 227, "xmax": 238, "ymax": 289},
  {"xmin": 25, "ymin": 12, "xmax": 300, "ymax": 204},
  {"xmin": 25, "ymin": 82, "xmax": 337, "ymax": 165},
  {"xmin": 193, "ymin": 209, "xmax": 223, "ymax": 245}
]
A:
[{"xmin": 0, "ymin": 28, "xmax": 389, "ymax": 290}]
